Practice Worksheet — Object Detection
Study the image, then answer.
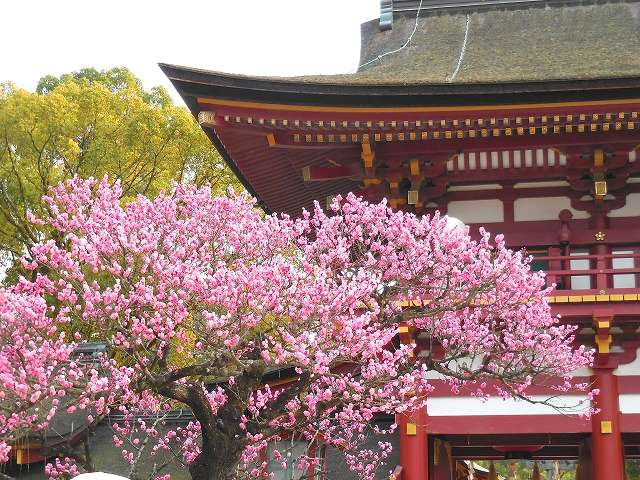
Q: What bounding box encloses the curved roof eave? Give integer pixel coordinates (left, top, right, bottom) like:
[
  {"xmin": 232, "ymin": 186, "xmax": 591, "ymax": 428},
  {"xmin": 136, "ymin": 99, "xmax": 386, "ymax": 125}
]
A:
[{"xmin": 160, "ymin": 63, "xmax": 640, "ymax": 108}]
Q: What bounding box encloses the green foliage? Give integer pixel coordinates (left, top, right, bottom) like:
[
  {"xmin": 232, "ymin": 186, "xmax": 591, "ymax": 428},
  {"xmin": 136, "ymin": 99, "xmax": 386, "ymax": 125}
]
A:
[
  {"xmin": 475, "ymin": 460, "xmax": 577, "ymax": 480},
  {"xmin": 627, "ymin": 460, "xmax": 640, "ymax": 480},
  {"xmin": 36, "ymin": 67, "xmax": 141, "ymax": 96},
  {"xmin": 473, "ymin": 459, "xmax": 640, "ymax": 480},
  {"xmin": 0, "ymin": 67, "xmax": 240, "ymax": 281},
  {"xmin": 476, "ymin": 460, "xmax": 534, "ymax": 479}
]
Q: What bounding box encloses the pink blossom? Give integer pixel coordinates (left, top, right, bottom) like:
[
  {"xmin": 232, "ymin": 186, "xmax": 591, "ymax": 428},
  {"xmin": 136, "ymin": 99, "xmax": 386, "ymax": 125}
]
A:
[{"xmin": 3, "ymin": 177, "xmax": 593, "ymax": 480}]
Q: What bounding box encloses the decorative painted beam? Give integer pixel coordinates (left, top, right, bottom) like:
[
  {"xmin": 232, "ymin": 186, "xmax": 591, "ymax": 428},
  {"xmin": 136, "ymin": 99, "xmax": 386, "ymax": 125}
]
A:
[
  {"xmin": 373, "ymin": 131, "xmax": 640, "ymax": 155},
  {"xmin": 209, "ymin": 112, "xmax": 640, "ymax": 152},
  {"xmin": 196, "ymin": 97, "xmax": 640, "ymax": 127}
]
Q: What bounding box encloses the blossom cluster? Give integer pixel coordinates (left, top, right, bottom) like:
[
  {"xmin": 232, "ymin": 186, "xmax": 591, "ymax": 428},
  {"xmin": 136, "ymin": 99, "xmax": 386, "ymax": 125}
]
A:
[{"xmin": 0, "ymin": 288, "xmax": 81, "ymax": 463}]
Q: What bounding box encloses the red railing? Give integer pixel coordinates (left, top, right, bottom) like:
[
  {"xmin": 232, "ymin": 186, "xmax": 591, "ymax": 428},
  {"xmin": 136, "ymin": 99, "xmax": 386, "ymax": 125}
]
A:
[{"xmin": 532, "ymin": 251, "xmax": 640, "ymax": 292}]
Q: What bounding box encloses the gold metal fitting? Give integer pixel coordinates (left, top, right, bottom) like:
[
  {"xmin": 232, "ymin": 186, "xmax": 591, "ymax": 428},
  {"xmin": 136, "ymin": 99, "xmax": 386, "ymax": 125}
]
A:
[{"xmin": 594, "ymin": 180, "xmax": 607, "ymax": 197}]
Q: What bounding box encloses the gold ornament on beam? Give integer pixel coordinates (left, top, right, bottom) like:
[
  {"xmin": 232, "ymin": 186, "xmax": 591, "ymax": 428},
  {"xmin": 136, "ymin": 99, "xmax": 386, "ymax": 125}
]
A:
[
  {"xmin": 595, "ymin": 231, "xmax": 606, "ymax": 241},
  {"xmin": 197, "ymin": 111, "xmax": 216, "ymax": 127},
  {"xmin": 594, "ymin": 180, "xmax": 607, "ymax": 198}
]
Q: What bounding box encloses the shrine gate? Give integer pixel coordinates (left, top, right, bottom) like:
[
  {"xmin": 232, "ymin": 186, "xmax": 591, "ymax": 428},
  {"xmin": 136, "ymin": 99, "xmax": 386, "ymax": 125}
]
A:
[{"xmin": 163, "ymin": 1, "xmax": 640, "ymax": 478}]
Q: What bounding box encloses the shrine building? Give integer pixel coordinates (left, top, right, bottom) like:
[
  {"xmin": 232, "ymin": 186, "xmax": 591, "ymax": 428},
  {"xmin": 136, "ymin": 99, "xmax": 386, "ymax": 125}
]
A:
[{"xmin": 162, "ymin": 0, "xmax": 640, "ymax": 478}]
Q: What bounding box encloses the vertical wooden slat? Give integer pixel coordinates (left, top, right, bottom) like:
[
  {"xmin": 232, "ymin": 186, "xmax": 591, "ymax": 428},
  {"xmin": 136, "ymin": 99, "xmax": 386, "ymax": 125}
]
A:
[
  {"xmin": 513, "ymin": 150, "xmax": 522, "ymax": 168},
  {"xmin": 468, "ymin": 152, "xmax": 477, "ymax": 170}
]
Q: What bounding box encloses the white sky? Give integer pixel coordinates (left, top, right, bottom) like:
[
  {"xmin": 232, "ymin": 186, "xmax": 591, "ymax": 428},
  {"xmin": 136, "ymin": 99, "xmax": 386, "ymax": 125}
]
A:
[{"xmin": 1, "ymin": 0, "xmax": 380, "ymax": 105}]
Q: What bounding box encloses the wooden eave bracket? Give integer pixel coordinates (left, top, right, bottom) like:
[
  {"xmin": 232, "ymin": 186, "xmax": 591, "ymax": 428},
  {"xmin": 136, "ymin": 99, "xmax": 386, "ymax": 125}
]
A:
[
  {"xmin": 592, "ymin": 148, "xmax": 608, "ymax": 200},
  {"xmin": 593, "ymin": 311, "xmax": 613, "ymax": 357},
  {"xmin": 361, "ymin": 141, "xmax": 375, "ymax": 173},
  {"xmin": 408, "ymin": 158, "xmax": 422, "ymax": 206}
]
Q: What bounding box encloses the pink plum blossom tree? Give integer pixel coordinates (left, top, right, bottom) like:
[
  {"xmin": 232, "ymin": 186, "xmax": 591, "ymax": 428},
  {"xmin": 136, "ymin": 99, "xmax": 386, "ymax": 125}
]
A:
[
  {"xmin": 9, "ymin": 177, "xmax": 593, "ymax": 480},
  {"xmin": 0, "ymin": 288, "xmax": 82, "ymax": 466}
]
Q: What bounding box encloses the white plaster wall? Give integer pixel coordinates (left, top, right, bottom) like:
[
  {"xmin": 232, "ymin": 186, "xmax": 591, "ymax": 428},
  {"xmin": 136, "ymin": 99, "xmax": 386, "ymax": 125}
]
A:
[
  {"xmin": 448, "ymin": 184, "xmax": 503, "ymax": 192},
  {"xmin": 570, "ymin": 249, "xmax": 591, "ymax": 290},
  {"xmin": 614, "ymin": 348, "xmax": 640, "ymax": 376},
  {"xmin": 513, "ymin": 181, "xmax": 570, "ymax": 189},
  {"xmin": 427, "ymin": 395, "xmax": 589, "ymax": 416},
  {"xmin": 447, "ymin": 199, "xmax": 504, "ymax": 224},
  {"xmin": 619, "ymin": 394, "xmax": 640, "ymax": 414},
  {"xmin": 609, "ymin": 193, "xmax": 640, "ymax": 218},
  {"xmin": 612, "ymin": 249, "xmax": 636, "ymax": 288},
  {"xmin": 570, "ymin": 367, "xmax": 593, "ymax": 377},
  {"xmin": 514, "ymin": 197, "xmax": 589, "ymax": 221}
]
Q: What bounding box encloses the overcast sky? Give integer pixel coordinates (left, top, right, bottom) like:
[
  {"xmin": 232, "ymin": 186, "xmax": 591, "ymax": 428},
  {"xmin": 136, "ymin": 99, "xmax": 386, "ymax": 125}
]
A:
[{"xmin": 1, "ymin": 0, "xmax": 379, "ymax": 104}]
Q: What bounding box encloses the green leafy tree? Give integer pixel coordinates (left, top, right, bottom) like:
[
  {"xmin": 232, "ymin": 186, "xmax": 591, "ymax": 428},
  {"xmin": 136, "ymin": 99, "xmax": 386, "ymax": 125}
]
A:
[
  {"xmin": 627, "ymin": 460, "xmax": 640, "ymax": 480},
  {"xmin": 0, "ymin": 67, "xmax": 239, "ymax": 281}
]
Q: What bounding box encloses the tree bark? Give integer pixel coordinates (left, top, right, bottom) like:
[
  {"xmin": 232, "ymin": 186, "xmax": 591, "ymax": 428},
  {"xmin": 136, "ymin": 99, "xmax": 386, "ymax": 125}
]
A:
[
  {"xmin": 158, "ymin": 383, "xmax": 245, "ymax": 480},
  {"xmin": 188, "ymin": 438, "xmax": 240, "ymax": 480},
  {"xmin": 156, "ymin": 362, "xmax": 268, "ymax": 480}
]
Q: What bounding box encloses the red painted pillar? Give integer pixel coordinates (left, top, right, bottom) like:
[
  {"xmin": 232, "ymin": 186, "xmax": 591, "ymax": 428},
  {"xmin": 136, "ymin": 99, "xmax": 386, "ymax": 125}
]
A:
[
  {"xmin": 398, "ymin": 406, "xmax": 428, "ymax": 480},
  {"xmin": 590, "ymin": 208, "xmax": 610, "ymax": 290},
  {"xmin": 592, "ymin": 242, "xmax": 610, "ymax": 290},
  {"xmin": 591, "ymin": 368, "xmax": 624, "ymax": 480}
]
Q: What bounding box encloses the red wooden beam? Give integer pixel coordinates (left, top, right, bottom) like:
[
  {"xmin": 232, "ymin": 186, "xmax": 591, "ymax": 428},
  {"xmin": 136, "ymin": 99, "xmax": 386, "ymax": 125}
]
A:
[
  {"xmin": 197, "ymin": 100, "xmax": 640, "ymax": 124},
  {"xmin": 424, "ymin": 375, "xmax": 640, "ymax": 398},
  {"xmin": 551, "ymin": 302, "xmax": 640, "ymax": 318},
  {"xmin": 426, "ymin": 414, "xmax": 591, "ymax": 434},
  {"xmin": 474, "ymin": 216, "xmax": 640, "ymax": 248},
  {"xmin": 447, "ymin": 166, "xmax": 568, "ymax": 183},
  {"xmin": 216, "ymin": 123, "xmax": 640, "ymax": 153},
  {"xmin": 446, "ymin": 433, "xmax": 585, "ymax": 447},
  {"xmin": 450, "ymin": 445, "xmax": 580, "ymax": 460},
  {"xmin": 425, "ymin": 414, "xmax": 640, "ymax": 436},
  {"xmin": 301, "ymin": 164, "xmax": 358, "ymax": 181}
]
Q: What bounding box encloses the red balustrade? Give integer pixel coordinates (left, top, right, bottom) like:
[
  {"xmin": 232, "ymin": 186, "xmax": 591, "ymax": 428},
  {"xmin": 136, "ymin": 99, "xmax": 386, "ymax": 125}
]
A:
[{"xmin": 531, "ymin": 251, "xmax": 640, "ymax": 293}]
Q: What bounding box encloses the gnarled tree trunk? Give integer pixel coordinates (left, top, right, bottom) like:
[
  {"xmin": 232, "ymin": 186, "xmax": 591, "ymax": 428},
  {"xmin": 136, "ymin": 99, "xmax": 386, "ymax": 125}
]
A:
[{"xmin": 160, "ymin": 373, "xmax": 260, "ymax": 480}]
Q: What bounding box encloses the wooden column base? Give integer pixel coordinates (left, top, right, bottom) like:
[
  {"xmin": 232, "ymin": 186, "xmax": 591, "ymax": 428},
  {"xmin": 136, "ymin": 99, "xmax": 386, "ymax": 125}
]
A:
[
  {"xmin": 398, "ymin": 407, "xmax": 429, "ymax": 480},
  {"xmin": 591, "ymin": 369, "xmax": 624, "ymax": 480}
]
